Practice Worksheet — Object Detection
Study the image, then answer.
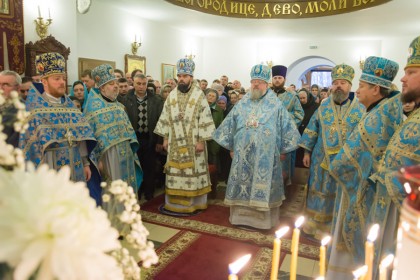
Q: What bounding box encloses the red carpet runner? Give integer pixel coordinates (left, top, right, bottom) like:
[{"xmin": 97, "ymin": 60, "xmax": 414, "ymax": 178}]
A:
[
  {"xmin": 140, "ymin": 186, "xmax": 319, "ymax": 260},
  {"xmin": 140, "ymin": 185, "xmax": 319, "ymax": 279},
  {"xmin": 142, "ymin": 230, "xmax": 283, "ymax": 280}
]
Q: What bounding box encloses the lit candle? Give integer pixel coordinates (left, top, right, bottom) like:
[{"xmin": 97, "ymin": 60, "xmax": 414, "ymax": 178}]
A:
[
  {"xmin": 48, "ymin": 8, "xmax": 51, "ymax": 19},
  {"xmin": 270, "ymin": 226, "xmax": 289, "ymax": 280},
  {"xmin": 228, "ymin": 254, "xmax": 251, "ymax": 280},
  {"xmin": 365, "ymin": 224, "xmax": 379, "ymax": 280},
  {"xmin": 379, "ymin": 254, "xmax": 394, "ymax": 280},
  {"xmin": 134, "ymin": 35, "xmax": 137, "ymax": 43},
  {"xmin": 319, "ymin": 236, "xmax": 331, "ymax": 277},
  {"xmin": 290, "ymin": 216, "xmax": 304, "ymax": 280},
  {"xmin": 38, "ymin": 6, "xmax": 41, "ymax": 17},
  {"xmin": 353, "ymin": 265, "xmax": 368, "ymax": 280}
]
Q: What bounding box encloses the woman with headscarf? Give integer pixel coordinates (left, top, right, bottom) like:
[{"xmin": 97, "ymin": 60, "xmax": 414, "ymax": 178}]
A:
[
  {"xmin": 296, "ymin": 88, "xmax": 319, "ymax": 168},
  {"xmin": 69, "ymin": 80, "xmax": 89, "ymax": 111}
]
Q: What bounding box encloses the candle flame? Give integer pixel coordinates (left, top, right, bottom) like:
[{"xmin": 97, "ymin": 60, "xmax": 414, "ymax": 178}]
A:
[
  {"xmin": 404, "ymin": 182, "xmax": 412, "ymax": 194},
  {"xmin": 367, "ymin": 224, "xmax": 379, "ymax": 242},
  {"xmin": 315, "ymin": 277, "xmax": 325, "ymax": 280},
  {"xmin": 275, "ymin": 226, "xmax": 290, "ymax": 239},
  {"xmin": 380, "ymin": 254, "xmax": 394, "ymax": 269},
  {"xmin": 229, "ymin": 254, "xmax": 251, "ymax": 274},
  {"xmin": 295, "ymin": 216, "xmax": 305, "ymax": 228},
  {"xmin": 352, "ymin": 265, "xmax": 368, "ymax": 278},
  {"xmin": 321, "ymin": 236, "xmax": 331, "ymax": 246}
]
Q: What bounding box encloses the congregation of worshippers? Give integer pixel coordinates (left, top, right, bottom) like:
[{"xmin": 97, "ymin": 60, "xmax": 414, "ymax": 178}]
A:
[{"xmin": 1, "ymin": 34, "xmax": 419, "ymax": 279}]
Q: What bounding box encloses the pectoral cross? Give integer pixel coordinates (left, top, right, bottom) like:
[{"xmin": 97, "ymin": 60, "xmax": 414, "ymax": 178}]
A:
[{"xmin": 65, "ymin": 127, "xmax": 74, "ymax": 146}]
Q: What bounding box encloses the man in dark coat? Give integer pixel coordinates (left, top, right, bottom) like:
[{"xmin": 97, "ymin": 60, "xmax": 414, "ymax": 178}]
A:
[{"xmin": 121, "ymin": 73, "xmax": 164, "ymax": 200}]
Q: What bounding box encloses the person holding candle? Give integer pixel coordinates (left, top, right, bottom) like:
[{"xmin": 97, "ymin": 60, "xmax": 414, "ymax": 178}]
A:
[
  {"xmin": 326, "ymin": 56, "xmax": 402, "ymax": 279},
  {"xmin": 213, "ymin": 64, "xmax": 300, "ymax": 230},
  {"xmin": 299, "ymin": 64, "xmax": 365, "ymax": 240},
  {"xmin": 367, "ymin": 36, "xmax": 420, "ymax": 278}
]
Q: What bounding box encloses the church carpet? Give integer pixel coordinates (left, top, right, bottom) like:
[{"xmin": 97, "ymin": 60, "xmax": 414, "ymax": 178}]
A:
[
  {"xmin": 142, "ymin": 230, "xmax": 278, "ymax": 280},
  {"xmin": 140, "ymin": 184, "xmax": 319, "ymax": 260}
]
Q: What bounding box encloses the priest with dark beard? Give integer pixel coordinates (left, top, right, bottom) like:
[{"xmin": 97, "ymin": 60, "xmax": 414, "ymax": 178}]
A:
[
  {"xmin": 154, "ymin": 58, "xmax": 215, "ymax": 215},
  {"xmin": 271, "ymin": 65, "xmax": 304, "ymax": 187}
]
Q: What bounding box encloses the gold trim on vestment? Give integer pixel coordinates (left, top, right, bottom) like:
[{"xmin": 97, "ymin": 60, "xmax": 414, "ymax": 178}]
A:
[
  {"xmin": 164, "ymin": 201, "xmax": 208, "ymax": 213},
  {"xmin": 166, "ymin": 160, "xmax": 194, "ymax": 169},
  {"xmin": 305, "ymin": 208, "xmax": 334, "ymax": 222},
  {"xmin": 165, "ymin": 185, "xmax": 211, "ymax": 197}
]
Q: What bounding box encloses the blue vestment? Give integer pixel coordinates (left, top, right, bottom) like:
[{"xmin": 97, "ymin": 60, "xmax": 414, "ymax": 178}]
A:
[
  {"xmin": 20, "ymin": 86, "xmax": 102, "ymax": 205},
  {"xmin": 276, "ymin": 90, "xmax": 304, "ymax": 185},
  {"xmin": 368, "ymin": 106, "xmax": 420, "ymax": 269},
  {"xmin": 299, "ymin": 96, "xmax": 365, "ymax": 239},
  {"xmin": 328, "ymin": 92, "xmax": 403, "ymax": 266},
  {"xmin": 83, "ymin": 91, "xmax": 142, "ymax": 192},
  {"xmin": 213, "ymin": 89, "xmax": 300, "ymax": 228}
]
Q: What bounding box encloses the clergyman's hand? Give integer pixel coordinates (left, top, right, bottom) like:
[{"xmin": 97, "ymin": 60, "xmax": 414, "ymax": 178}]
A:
[
  {"xmin": 195, "ymin": 142, "xmax": 204, "ymax": 153},
  {"xmin": 163, "ymin": 138, "xmax": 168, "ymax": 151},
  {"xmin": 303, "ymin": 153, "xmax": 311, "ymax": 168},
  {"xmin": 84, "ymin": 166, "xmax": 92, "ymax": 182}
]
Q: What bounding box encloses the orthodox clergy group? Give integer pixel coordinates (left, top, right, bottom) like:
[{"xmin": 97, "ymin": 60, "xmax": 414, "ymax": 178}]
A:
[{"xmin": 1, "ymin": 35, "xmax": 420, "ymax": 280}]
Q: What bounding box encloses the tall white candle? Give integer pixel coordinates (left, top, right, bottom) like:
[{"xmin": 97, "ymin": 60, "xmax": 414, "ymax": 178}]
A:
[
  {"xmin": 270, "ymin": 226, "xmax": 289, "ymax": 280},
  {"xmin": 319, "ymin": 236, "xmax": 331, "ymax": 277},
  {"xmin": 379, "ymin": 254, "xmax": 394, "ymax": 280},
  {"xmin": 290, "ymin": 216, "xmax": 304, "ymax": 280},
  {"xmin": 365, "ymin": 224, "xmax": 379, "ymax": 280},
  {"xmin": 353, "ymin": 265, "xmax": 368, "ymax": 280},
  {"xmin": 228, "ymin": 254, "xmax": 251, "ymax": 280}
]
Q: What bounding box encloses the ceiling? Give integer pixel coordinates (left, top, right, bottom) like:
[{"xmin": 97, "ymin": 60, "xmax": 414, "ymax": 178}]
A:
[{"xmin": 102, "ymin": 0, "xmax": 419, "ymax": 40}]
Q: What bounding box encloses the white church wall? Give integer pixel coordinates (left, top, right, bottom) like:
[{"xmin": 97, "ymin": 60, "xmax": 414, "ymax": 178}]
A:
[
  {"xmin": 23, "ymin": 1, "xmax": 417, "ymax": 90},
  {"xmin": 23, "ymin": 0, "xmax": 203, "ymax": 85},
  {"xmin": 202, "ymin": 38, "xmax": 384, "ymax": 91},
  {"xmin": 23, "ymin": 0, "xmax": 78, "ymax": 81},
  {"xmin": 75, "ymin": 1, "xmax": 203, "ymax": 84}
]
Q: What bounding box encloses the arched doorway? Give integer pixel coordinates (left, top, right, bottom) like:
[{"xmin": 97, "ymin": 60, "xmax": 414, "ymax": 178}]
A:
[{"xmin": 287, "ymin": 56, "xmax": 335, "ymax": 89}]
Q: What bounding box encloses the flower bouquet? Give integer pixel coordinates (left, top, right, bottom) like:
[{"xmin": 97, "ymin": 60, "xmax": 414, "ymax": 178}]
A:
[{"xmin": 0, "ymin": 90, "xmax": 158, "ymax": 279}]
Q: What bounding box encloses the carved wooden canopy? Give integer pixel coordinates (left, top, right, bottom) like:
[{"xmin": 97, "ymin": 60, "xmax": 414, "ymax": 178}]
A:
[{"xmin": 25, "ymin": 35, "xmax": 70, "ymax": 77}]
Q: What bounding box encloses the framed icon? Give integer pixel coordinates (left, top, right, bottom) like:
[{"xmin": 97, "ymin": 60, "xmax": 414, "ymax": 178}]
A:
[
  {"xmin": 125, "ymin": 54, "xmax": 146, "ymax": 75},
  {"xmin": 162, "ymin": 63, "xmax": 176, "ymax": 83}
]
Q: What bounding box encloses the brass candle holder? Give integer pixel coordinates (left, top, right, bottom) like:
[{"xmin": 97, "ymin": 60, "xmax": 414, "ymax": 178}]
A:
[
  {"xmin": 131, "ymin": 41, "xmax": 142, "ymax": 55},
  {"xmin": 35, "ymin": 16, "xmax": 53, "ymax": 40}
]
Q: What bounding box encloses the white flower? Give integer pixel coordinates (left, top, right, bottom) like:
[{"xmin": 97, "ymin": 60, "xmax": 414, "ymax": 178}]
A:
[
  {"xmin": 0, "ymin": 165, "xmax": 124, "ymax": 280},
  {"xmin": 101, "ymin": 180, "xmax": 158, "ymax": 277}
]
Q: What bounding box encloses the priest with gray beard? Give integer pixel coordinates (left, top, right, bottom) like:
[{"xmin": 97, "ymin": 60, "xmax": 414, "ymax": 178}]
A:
[{"xmin": 213, "ymin": 64, "xmax": 300, "ymax": 230}]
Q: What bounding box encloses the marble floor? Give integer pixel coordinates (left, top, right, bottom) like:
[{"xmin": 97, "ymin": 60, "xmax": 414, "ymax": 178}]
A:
[{"xmin": 140, "ymin": 167, "xmax": 320, "ymax": 279}]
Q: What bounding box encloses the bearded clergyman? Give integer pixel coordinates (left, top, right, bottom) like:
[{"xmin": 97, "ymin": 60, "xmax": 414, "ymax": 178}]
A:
[
  {"xmin": 213, "ymin": 64, "xmax": 300, "ymax": 230},
  {"xmin": 298, "ymin": 64, "xmax": 365, "ymax": 240},
  {"xmin": 154, "ymin": 58, "xmax": 215, "ymax": 215}
]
